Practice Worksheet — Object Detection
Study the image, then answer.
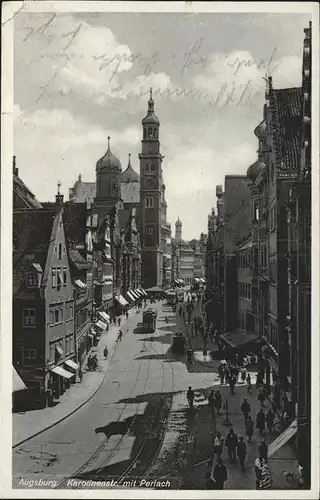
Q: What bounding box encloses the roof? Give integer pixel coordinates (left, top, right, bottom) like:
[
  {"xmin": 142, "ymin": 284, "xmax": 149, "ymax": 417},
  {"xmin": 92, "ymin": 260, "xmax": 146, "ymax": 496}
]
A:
[
  {"xmin": 121, "ymin": 182, "xmax": 140, "ymax": 204},
  {"xmin": 40, "ymin": 203, "xmax": 88, "ymax": 250},
  {"xmin": 96, "ymin": 137, "xmax": 122, "ymax": 172},
  {"xmin": 121, "ymin": 155, "xmax": 140, "ymax": 183},
  {"xmin": 69, "ymin": 181, "xmax": 96, "ymax": 205},
  {"xmin": 68, "ymin": 248, "xmax": 91, "ymax": 270},
  {"xmin": 272, "ymin": 87, "xmax": 302, "ymax": 177},
  {"xmin": 145, "ymin": 285, "xmax": 163, "ymax": 292},
  {"xmin": 13, "ymin": 174, "xmax": 42, "ymax": 209},
  {"xmin": 13, "ymin": 210, "xmax": 57, "ymax": 295}
]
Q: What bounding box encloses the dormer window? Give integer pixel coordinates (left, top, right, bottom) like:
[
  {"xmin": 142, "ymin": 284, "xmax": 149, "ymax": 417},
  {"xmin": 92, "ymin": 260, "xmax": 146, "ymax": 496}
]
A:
[
  {"xmin": 58, "ymin": 243, "xmax": 62, "ymax": 260},
  {"xmin": 26, "ymin": 272, "xmax": 38, "ymax": 287}
]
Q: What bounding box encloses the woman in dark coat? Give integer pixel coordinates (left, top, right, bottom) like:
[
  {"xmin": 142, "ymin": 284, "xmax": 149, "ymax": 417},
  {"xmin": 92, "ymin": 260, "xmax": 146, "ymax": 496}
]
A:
[{"xmin": 213, "ymin": 457, "xmax": 228, "ymax": 489}]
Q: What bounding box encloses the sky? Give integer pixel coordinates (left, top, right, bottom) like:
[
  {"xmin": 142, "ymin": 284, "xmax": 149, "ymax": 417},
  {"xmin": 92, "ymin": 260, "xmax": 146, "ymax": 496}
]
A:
[{"xmin": 13, "ymin": 8, "xmax": 311, "ymax": 240}]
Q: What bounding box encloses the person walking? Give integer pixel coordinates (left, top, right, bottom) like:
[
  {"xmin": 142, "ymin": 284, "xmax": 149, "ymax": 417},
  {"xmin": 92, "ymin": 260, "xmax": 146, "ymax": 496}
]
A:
[
  {"xmin": 118, "ymin": 317, "xmax": 121, "ymax": 326},
  {"xmin": 218, "ymin": 364, "xmax": 225, "ymax": 385},
  {"xmin": 225, "ymin": 428, "xmax": 238, "ymax": 463},
  {"xmin": 208, "ymin": 389, "xmax": 215, "ymax": 408},
  {"xmin": 256, "ymin": 371, "xmax": 263, "ymax": 389},
  {"xmin": 256, "ymin": 409, "xmax": 266, "ymax": 435},
  {"xmin": 246, "ymin": 373, "xmax": 252, "ymax": 393},
  {"xmin": 187, "ymin": 386, "xmax": 194, "ymax": 409},
  {"xmin": 259, "ymin": 440, "xmax": 268, "ymax": 463},
  {"xmin": 103, "ymin": 346, "xmax": 108, "ymax": 358},
  {"xmin": 213, "ymin": 431, "xmax": 224, "ymax": 457},
  {"xmin": 241, "ymin": 366, "xmax": 247, "ymax": 383},
  {"xmin": 78, "ymin": 367, "xmax": 83, "ymax": 383},
  {"xmin": 237, "ymin": 436, "xmax": 247, "ymax": 472},
  {"xmin": 255, "ymin": 455, "xmax": 266, "ymax": 490},
  {"xmin": 229, "ymin": 374, "xmax": 236, "ymax": 395},
  {"xmin": 266, "ymin": 409, "xmax": 275, "ymax": 433},
  {"xmin": 213, "ymin": 457, "xmax": 228, "ymax": 489},
  {"xmin": 258, "ymin": 386, "xmax": 266, "ymax": 407},
  {"xmin": 117, "ymin": 329, "xmax": 123, "ymax": 342},
  {"xmin": 194, "ymin": 321, "xmax": 198, "ymax": 336},
  {"xmin": 241, "ymin": 397, "xmax": 251, "ymax": 422},
  {"xmin": 214, "ymin": 390, "xmax": 222, "ymax": 416},
  {"xmin": 204, "ymin": 472, "xmax": 216, "ymax": 490},
  {"xmin": 260, "ymin": 461, "xmax": 272, "ymax": 489},
  {"xmin": 245, "ymin": 415, "xmax": 254, "ymax": 443}
]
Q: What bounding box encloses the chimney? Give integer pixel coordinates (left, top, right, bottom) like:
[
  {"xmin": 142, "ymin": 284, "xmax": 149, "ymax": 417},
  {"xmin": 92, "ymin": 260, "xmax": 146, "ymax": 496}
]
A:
[{"xmin": 13, "ymin": 156, "xmax": 18, "ymax": 176}]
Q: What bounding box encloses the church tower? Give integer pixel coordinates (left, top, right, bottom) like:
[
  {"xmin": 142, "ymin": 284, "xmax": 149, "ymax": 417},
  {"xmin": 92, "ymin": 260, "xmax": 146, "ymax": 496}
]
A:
[
  {"xmin": 139, "ymin": 89, "xmax": 164, "ymax": 287},
  {"xmin": 175, "ymin": 217, "xmax": 182, "ymax": 242}
]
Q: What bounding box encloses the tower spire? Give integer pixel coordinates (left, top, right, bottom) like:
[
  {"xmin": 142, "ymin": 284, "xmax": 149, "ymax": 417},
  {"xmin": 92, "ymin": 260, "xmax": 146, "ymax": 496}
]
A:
[
  {"xmin": 128, "ymin": 153, "xmax": 131, "ymax": 167},
  {"xmin": 148, "ymin": 87, "xmax": 154, "ymax": 113},
  {"xmin": 107, "ymin": 136, "xmax": 111, "ymax": 152}
]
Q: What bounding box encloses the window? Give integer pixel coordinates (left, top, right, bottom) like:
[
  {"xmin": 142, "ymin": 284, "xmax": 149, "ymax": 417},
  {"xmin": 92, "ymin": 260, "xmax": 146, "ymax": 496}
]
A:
[
  {"xmin": 24, "ymin": 349, "xmax": 36, "ymax": 362},
  {"xmin": 58, "ymin": 243, "xmax": 62, "ymax": 260},
  {"xmin": 55, "ymin": 310, "xmax": 59, "ymax": 324},
  {"xmin": 63, "ymin": 267, "xmax": 67, "ymax": 285},
  {"xmin": 60, "ymin": 308, "xmax": 64, "ymax": 321},
  {"xmin": 143, "ymin": 128, "xmax": 146, "ymax": 139},
  {"xmin": 26, "ymin": 272, "xmax": 38, "ymax": 287},
  {"xmin": 23, "ymin": 309, "xmax": 36, "ymax": 327},
  {"xmin": 52, "ymin": 268, "xmax": 57, "ymax": 288},
  {"xmin": 148, "ymin": 127, "xmax": 153, "ymax": 139},
  {"xmin": 50, "ymin": 310, "xmax": 54, "ymax": 324},
  {"xmin": 57, "ymin": 267, "xmax": 63, "ymax": 286},
  {"xmin": 145, "ymin": 196, "xmax": 154, "ymax": 208}
]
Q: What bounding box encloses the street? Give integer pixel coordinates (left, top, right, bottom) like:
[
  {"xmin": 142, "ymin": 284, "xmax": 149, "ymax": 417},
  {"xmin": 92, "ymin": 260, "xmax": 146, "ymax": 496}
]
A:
[{"xmin": 13, "ymin": 295, "xmax": 297, "ymax": 490}]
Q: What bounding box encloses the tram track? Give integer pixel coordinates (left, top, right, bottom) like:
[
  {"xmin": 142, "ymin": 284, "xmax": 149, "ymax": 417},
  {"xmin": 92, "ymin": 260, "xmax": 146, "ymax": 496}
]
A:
[{"xmin": 56, "ymin": 305, "xmax": 176, "ymax": 489}]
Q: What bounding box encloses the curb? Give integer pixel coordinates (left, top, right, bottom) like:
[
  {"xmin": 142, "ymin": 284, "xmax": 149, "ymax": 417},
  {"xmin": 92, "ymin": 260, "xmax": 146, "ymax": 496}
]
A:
[{"xmin": 12, "ymin": 335, "xmax": 118, "ymax": 449}]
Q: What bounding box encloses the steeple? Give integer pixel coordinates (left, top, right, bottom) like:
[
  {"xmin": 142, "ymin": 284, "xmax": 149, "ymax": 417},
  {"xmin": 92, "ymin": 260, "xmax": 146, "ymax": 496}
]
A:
[
  {"xmin": 175, "ymin": 217, "xmax": 182, "ymax": 242},
  {"xmin": 55, "ymin": 180, "xmax": 64, "ymax": 206},
  {"xmin": 121, "ymin": 153, "xmax": 140, "ymax": 183},
  {"xmin": 142, "ymin": 87, "xmax": 160, "ymax": 127}
]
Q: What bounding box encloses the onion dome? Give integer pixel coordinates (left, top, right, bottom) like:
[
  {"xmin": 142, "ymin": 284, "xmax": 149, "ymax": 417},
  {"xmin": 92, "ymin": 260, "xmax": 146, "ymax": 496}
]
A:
[
  {"xmin": 175, "ymin": 217, "xmax": 182, "ymax": 227},
  {"xmin": 142, "ymin": 88, "xmax": 160, "ymax": 126},
  {"xmin": 254, "ymin": 120, "xmax": 267, "ymax": 138},
  {"xmin": 247, "ymin": 159, "xmax": 266, "ymax": 181},
  {"xmin": 121, "ymin": 154, "xmax": 140, "ymax": 183},
  {"xmin": 96, "ymin": 136, "xmax": 122, "ymax": 172}
]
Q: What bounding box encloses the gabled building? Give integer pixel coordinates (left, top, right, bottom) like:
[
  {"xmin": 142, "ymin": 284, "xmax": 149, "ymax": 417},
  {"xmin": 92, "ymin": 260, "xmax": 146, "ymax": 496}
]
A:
[
  {"xmin": 13, "ymin": 156, "xmax": 42, "ymax": 209},
  {"xmin": 13, "ymin": 201, "xmax": 75, "ymax": 406}
]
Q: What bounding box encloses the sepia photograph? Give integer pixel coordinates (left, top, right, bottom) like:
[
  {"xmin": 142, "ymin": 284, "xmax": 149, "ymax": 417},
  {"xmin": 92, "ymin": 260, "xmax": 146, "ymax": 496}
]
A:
[{"xmin": 1, "ymin": 1, "xmax": 319, "ymax": 498}]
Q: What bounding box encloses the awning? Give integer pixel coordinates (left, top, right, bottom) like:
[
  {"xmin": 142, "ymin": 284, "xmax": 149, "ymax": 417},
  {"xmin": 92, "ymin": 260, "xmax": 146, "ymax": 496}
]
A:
[
  {"xmin": 13, "ymin": 367, "xmax": 27, "ymax": 393},
  {"xmin": 75, "ymin": 279, "xmax": 87, "ymax": 289},
  {"xmin": 116, "ymin": 294, "xmax": 129, "ymax": 306},
  {"xmin": 98, "ymin": 311, "xmax": 110, "ymax": 323},
  {"xmin": 134, "ymin": 289, "xmax": 143, "ymax": 298},
  {"xmin": 64, "ymin": 359, "xmax": 79, "ymax": 371},
  {"xmin": 174, "ymin": 279, "xmax": 180, "ymax": 285},
  {"xmin": 194, "ymin": 278, "xmax": 200, "ymax": 283},
  {"xmin": 220, "ymin": 331, "xmax": 261, "ymax": 349},
  {"xmin": 55, "ymin": 345, "xmax": 64, "ymax": 356},
  {"xmin": 268, "ymin": 420, "xmax": 298, "ymax": 457},
  {"xmin": 126, "ymin": 291, "xmax": 136, "ymax": 302},
  {"xmin": 131, "ymin": 290, "xmax": 140, "ymax": 300},
  {"xmin": 95, "ymin": 320, "xmax": 107, "ymax": 330},
  {"xmin": 140, "ymin": 288, "xmax": 148, "ymax": 296},
  {"xmin": 51, "ymin": 366, "xmax": 74, "ymax": 379}
]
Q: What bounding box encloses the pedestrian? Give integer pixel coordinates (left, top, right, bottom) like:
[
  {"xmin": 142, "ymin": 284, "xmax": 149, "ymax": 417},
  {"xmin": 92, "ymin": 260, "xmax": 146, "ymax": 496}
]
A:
[
  {"xmin": 245, "ymin": 415, "xmax": 254, "ymax": 443},
  {"xmin": 103, "ymin": 346, "xmax": 108, "ymax": 358},
  {"xmin": 187, "ymin": 348, "xmax": 193, "ymax": 364},
  {"xmin": 79, "ymin": 367, "xmax": 83, "ymax": 383},
  {"xmin": 126, "ymin": 310, "xmax": 129, "ymax": 319},
  {"xmin": 225, "ymin": 428, "xmax": 238, "ymax": 463},
  {"xmin": 256, "ymin": 371, "xmax": 263, "ymax": 389},
  {"xmin": 87, "ymin": 355, "xmax": 92, "ymax": 370},
  {"xmin": 241, "ymin": 366, "xmax": 247, "ymax": 383},
  {"xmin": 225, "ymin": 367, "xmax": 231, "ymax": 385},
  {"xmin": 229, "ymin": 374, "xmax": 236, "ymax": 395},
  {"xmin": 213, "ymin": 431, "xmax": 224, "ymax": 457},
  {"xmin": 260, "ymin": 461, "xmax": 272, "ymax": 489},
  {"xmin": 258, "ymin": 440, "xmax": 268, "ymax": 462},
  {"xmin": 256, "ymin": 409, "xmax": 266, "ymax": 435},
  {"xmin": 214, "ymin": 390, "xmax": 222, "ymax": 415},
  {"xmin": 266, "ymin": 409, "xmax": 275, "ymax": 433},
  {"xmin": 208, "ymin": 389, "xmax": 215, "ymax": 407},
  {"xmin": 117, "ymin": 329, "xmax": 123, "ymax": 341},
  {"xmin": 237, "ymin": 436, "xmax": 247, "ymax": 472},
  {"xmin": 258, "ymin": 386, "xmax": 266, "ymax": 407},
  {"xmin": 204, "ymin": 471, "xmax": 216, "ymax": 490},
  {"xmin": 240, "ymin": 396, "xmax": 251, "ymax": 422},
  {"xmin": 118, "ymin": 317, "xmax": 121, "ymax": 326},
  {"xmin": 187, "ymin": 386, "xmax": 194, "ymax": 409},
  {"xmin": 213, "ymin": 457, "xmax": 228, "ymax": 489},
  {"xmin": 182, "ymin": 310, "xmax": 185, "ymax": 320},
  {"xmin": 246, "ymin": 373, "xmax": 252, "ymax": 393},
  {"xmin": 255, "ymin": 455, "xmax": 266, "ymax": 490}
]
